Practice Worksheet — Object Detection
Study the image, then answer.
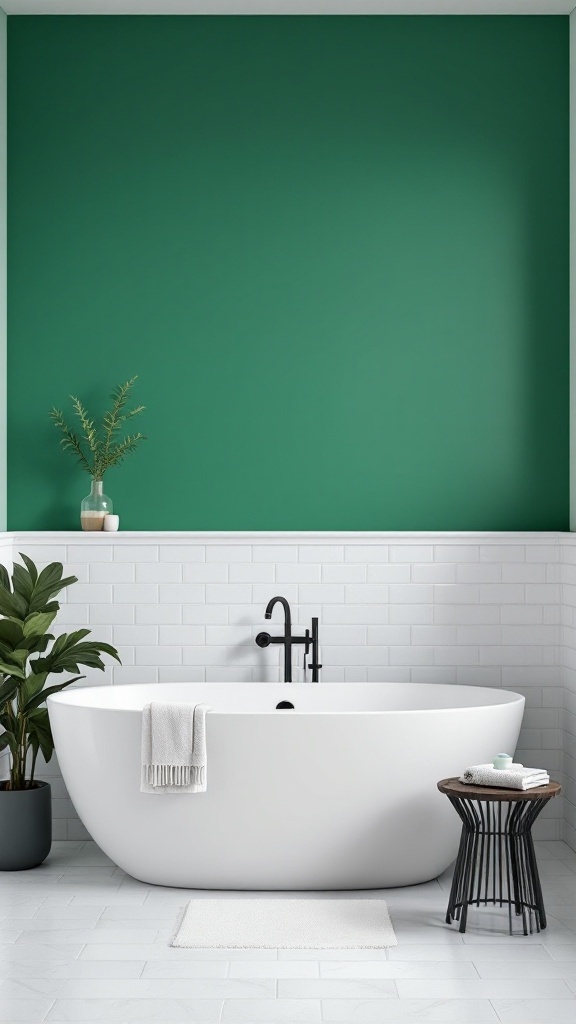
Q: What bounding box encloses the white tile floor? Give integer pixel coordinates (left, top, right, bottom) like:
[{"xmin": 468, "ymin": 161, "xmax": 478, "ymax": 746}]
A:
[{"xmin": 0, "ymin": 840, "xmax": 575, "ymax": 1022}]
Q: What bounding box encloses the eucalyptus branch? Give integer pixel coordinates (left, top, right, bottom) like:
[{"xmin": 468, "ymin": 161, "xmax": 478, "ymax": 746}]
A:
[
  {"xmin": 71, "ymin": 399, "xmax": 98, "ymax": 454},
  {"xmin": 106, "ymin": 433, "xmax": 147, "ymax": 470},
  {"xmin": 102, "ymin": 377, "xmax": 135, "ymax": 461},
  {"xmin": 50, "ymin": 378, "xmax": 146, "ymax": 479},
  {"xmin": 49, "ymin": 409, "xmax": 92, "ymax": 475},
  {"xmin": 123, "ymin": 405, "xmax": 146, "ymax": 422}
]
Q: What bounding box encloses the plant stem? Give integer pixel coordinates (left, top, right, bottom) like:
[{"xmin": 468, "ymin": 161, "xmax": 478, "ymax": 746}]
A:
[
  {"xmin": 14, "ymin": 714, "xmax": 27, "ymax": 790},
  {"xmin": 29, "ymin": 744, "xmax": 38, "ymax": 788}
]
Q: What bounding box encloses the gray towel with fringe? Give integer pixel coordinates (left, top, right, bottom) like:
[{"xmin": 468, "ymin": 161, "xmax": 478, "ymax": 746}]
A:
[{"xmin": 141, "ymin": 702, "xmax": 209, "ymax": 794}]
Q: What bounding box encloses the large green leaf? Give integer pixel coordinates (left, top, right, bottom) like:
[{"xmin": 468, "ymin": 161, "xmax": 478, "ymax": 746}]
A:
[
  {"xmin": 27, "ymin": 707, "xmax": 49, "ymax": 724},
  {"xmin": 27, "ymin": 708, "xmax": 54, "ymax": 762},
  {"xmin": 29, "ymin": 575, "xmax": 77, "ymax": 613},
  {"xmin": 12, "ymin": 633, "xmax": 52, "ymax": 655},
  {"xmin": 23, "ymin": 676, "xmax": 84, "ymax": 714},
  {"xmin": 25, "ymin": 560, "xmax": 77, "ymax": 614},
  {"xmin": 0, "ymin": 620, "xmax": 24, "ymax": 648},
  {"xmin": 32, "ymin": 630, "xmax": 73, "ymax": 673},
  {"xmin": 27, "ymin": 561, "xmax": 62, "ymax": 606},
  {"xmin": 0, "ymin": 662, "xmax": 26, "ymax": 681},
  {"xmin": 0, "ymin": 564, "xmax": 11, "ymax": 593},
  {"xmin": 36, "ymin": 631, "xmax": 120, "ymax": 675},
  {"xmin": 12, "ymin": 562, "xmax": 35, "ymax": 606},
  {"xmin": 51, "ymin": 641, "xmax": 120, "ymax": 675},
  {"xmin": 19, "ymin": 671, "xmax": 47, "ymax": 709},
  {"xmin": 22, "ymin": 610, "xmax": 57, "ymax": 639},
  {"xmin": 0, "ymin": 640, "xmax": 16, "ymax": 662},
  {"xmin": 0, "ymin": 586, "xmax": 27, "ymax": 621},
  {"xmin": 0, "ymin": 729, "xmax": 16, "ymax": 754},
  {"xmin": 0, "ymin": 650, "xmax": 31, "ymax": 679},
  {"xmin": 10, "ymin": 557, "xmax": 74, "ymax": 617},
  {"xmin": 19, "ymin": 554, "xmax": 38, "ymax": 586},
  {"xmin": 11, "ymin": 648, "xmax": 30, "ymax": 665},
  {"xmin": 27, "ymin": 635, "xmax": 53, "ymax": 656},
  {"xmin": 0, "ymin": 647, "xmax": 30, "ymax": 678},
  {"xmin": 49, "ymin": 629, "xmax": 92, "ymax": 661}
]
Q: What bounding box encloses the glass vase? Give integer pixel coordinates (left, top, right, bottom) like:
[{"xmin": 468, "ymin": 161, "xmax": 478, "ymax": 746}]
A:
[{"xmin": 80, "ymin": 478, "xmax": 112, "ymax": 532}]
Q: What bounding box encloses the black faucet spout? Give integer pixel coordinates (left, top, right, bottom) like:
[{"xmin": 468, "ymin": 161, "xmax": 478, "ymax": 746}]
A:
[
  {"xmin": 265, "ymin": 596, "xmax": 292, "ymax": 635},
  {"xmin": 264, "ymin": 596, "xmax": 293, "ymax": 682}
]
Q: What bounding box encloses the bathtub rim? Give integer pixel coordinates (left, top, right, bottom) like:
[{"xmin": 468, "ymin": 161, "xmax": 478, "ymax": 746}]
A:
[{"xmin": 47, "ymin": 681, "xmax": 526, "ymax": 716}]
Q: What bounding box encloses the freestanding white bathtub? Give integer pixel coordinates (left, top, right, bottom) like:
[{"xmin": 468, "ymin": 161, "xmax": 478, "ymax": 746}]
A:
[{"xmin": 48, "ymin": 683, "xmax": 524, "ymax": 889}]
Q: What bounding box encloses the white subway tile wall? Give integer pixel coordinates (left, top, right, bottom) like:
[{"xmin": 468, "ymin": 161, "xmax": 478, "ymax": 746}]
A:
[
  {"xmin": 561, "ymin": 538, "xmax": 576, "ymax": 851},
  {"xmin": 0, "ymin": 532, "xmax": 572, "ymax": 847}
]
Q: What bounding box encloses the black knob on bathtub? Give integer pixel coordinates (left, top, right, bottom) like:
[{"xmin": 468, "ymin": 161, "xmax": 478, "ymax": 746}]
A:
[
  {"xmin": 255, "ymin": 632, "xmax": 272, "ymax": 648},
  {"xmin": 276, "ymin": 701, "xmax": 294, "ymax": 710}
]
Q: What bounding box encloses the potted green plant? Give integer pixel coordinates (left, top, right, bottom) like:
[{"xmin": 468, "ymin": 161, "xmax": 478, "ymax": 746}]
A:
[
  {"xmin": 0, "ymin": 555, "xmax": 120, "ymax": 870},
  {"xmin": 50, "ymin": 376, "xmax": 146, "ymax": 531}
]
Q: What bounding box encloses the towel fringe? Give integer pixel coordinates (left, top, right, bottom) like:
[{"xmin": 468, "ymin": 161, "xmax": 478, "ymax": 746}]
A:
[{"xmin": 143, "ymin": 764, "xmax": 206, "ymax": 788}]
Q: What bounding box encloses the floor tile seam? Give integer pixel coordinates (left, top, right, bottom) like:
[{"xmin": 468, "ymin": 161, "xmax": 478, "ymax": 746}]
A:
[
  {"xmin": 488, "ymin": 996, "xmax": 508, "ymax": 1022},
  {"xmin": 316, "ymin": 994, "xmax": 502, "ymax": 1013},
  {"xmin": 40, "ymin": 996, "xmax": 56, "ymax": 1022},
  {"xmin": 397, "ymin": 978, "xmax": 576, "ymax": 997}
]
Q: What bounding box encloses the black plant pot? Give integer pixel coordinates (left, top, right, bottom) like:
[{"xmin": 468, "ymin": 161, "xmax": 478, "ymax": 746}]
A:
[{"xmin": 0, "ymin": 781, "xmax": 52, "ymax": 870}]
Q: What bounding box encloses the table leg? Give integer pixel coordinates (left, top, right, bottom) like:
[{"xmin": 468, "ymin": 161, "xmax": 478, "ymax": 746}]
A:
[{"xmin": 442, "ymin": 794, "xmax": 552, "ymax": 935}]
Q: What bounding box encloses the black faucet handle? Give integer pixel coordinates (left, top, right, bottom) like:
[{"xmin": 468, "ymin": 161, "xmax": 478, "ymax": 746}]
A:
[
  {"xmin": 309, "ymin": 616, "xmax": 321, "ymax": 682},
  {"xmin": 255, "ymin": 632, "xmax": 272, "ymax": 648}
]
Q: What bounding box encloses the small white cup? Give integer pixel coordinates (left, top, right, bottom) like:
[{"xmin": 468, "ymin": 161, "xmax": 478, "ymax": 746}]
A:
[{"xmin": 103, "ymin": 514, "xmax": 120, "ymax": 532}]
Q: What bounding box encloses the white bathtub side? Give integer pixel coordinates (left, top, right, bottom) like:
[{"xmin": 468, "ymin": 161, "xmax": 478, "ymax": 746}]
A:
[{"xmin": 49, "ymin": 695, "xmax": 524, "ymax": 889}]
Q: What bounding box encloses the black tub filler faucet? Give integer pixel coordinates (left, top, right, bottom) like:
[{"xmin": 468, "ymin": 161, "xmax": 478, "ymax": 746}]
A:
[{"xmin": 255, "ymin": 596, "xmax": 321, "ymax": 683}]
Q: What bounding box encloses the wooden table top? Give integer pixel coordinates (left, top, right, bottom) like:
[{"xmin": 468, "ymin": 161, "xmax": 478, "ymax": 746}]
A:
[{"xmin": 437, "ymin": 777, "xmax": 562, "ymax": 802}]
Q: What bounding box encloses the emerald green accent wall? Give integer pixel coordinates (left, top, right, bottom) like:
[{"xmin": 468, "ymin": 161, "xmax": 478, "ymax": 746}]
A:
[
  {"xmin": 0, "ymin": 11, "xmax": 5, "ymax": 533},
  {"xmin": 7, "ymin": 16, "xmax": 569, "ymax": 531}
]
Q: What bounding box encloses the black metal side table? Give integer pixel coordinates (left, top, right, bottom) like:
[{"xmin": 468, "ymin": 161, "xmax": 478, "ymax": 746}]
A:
[{"xmin": 438, "ymin": 777, "xmax": 561, "ymax": 936}]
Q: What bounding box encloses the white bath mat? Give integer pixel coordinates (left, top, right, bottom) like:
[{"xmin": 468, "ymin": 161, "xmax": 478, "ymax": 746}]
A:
[{"xmin": 172, "ymin": 898, "xmax": 397, "ymax": 949}]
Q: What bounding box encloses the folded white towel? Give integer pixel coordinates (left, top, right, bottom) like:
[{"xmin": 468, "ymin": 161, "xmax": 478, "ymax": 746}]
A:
[
  {"xmin": 460, "ymin": 763, "xmax": 549, "ymax": 791},
  {"xmin": 141, "ymin": 702, "xmax": 209, "ymax": 794}
]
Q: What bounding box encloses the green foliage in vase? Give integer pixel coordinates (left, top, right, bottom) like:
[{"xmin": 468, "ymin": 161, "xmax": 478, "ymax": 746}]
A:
[
  {"xmin": 0, "ymin": 555, "xmax": 121, "ymax": 790},
  {"xmin": 50, "ymin": 376, "xmax": 146, "ymax": 479}
]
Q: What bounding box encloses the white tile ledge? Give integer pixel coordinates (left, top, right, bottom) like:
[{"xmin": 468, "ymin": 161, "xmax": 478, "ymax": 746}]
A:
[{"xmin": 4, "ymin": 530, "xmax": 569, "ymax": 545}]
